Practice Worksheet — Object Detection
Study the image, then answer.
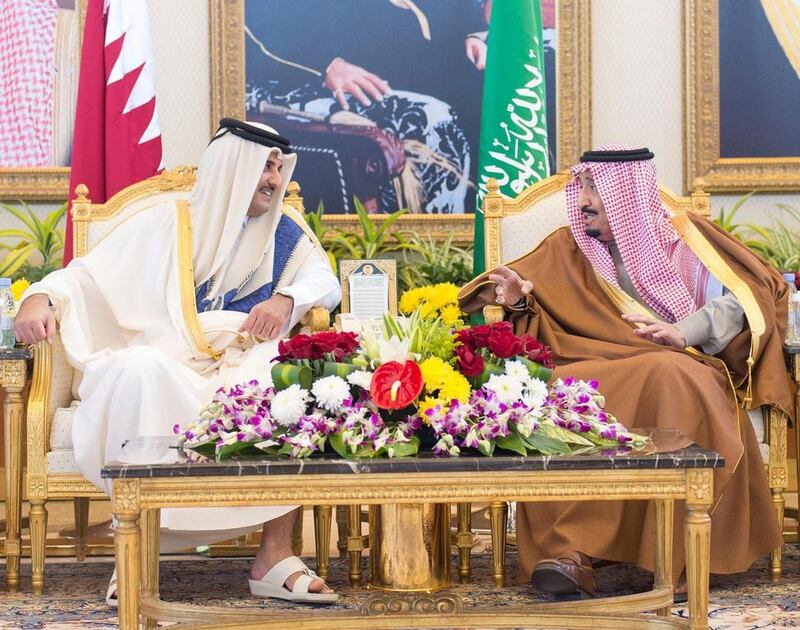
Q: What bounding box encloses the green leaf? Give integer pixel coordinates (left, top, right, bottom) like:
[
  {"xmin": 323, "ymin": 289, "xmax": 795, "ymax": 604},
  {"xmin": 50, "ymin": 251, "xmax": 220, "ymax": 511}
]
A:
[
  {"xmin": 495, "ymin": 433, "xmax": 528, "ymax": 456},
  {"xmin": 217, "ymin": 440, "xmax": 264, "ymax": 460},
  {"xmin": 328, "ymin": 431, "xmax": 353, "ymax": 459},
  {"xmin": 522, "ymin": 432, "xmax": 573, "ymax": 455},
  {"xmin": 390, "ymin": 435, "xmax": 420, "ymax": 458},
  {"xmin": 187, "ymin": 440, "xmax": 217, "ymax": 458},
  {"xmin": 270, "ymin": 363, "xmax": 312, "ymax": 390}
]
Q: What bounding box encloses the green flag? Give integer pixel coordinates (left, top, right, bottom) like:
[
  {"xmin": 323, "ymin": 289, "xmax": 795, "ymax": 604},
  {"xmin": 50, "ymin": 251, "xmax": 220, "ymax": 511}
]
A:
[{"xmin": 473, "ymin": 0, "xmax": 550, "ymax": 277}]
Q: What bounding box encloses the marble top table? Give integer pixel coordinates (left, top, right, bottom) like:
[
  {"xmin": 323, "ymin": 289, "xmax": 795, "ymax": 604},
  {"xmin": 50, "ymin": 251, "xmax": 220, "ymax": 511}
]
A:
[{"xmin": 103, "ymin": 429, "xmax": 720, "ymax": 630}]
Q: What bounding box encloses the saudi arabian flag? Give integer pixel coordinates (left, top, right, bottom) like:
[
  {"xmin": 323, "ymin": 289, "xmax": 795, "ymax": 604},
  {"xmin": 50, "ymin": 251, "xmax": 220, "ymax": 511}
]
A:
[{"xmin": 473, "ymin": 0, "xmax": 550, "ymax": 277}]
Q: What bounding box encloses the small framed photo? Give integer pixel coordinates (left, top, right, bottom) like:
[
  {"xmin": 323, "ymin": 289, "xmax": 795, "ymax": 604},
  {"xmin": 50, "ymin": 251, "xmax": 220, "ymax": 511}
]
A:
[{"xmin": 339, "ymin": 259, "xmax": 397, "ymax": 321}]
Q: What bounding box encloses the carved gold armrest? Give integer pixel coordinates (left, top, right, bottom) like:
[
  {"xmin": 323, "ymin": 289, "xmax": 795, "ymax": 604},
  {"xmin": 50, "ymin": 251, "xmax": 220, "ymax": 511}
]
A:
[
  {"xmin": 483, "ymin": 304, "xmax": 504, "ymax": 324},
  {"xmin": 299, "ymin": 306, "xmax": 331, "ymax": 333}
]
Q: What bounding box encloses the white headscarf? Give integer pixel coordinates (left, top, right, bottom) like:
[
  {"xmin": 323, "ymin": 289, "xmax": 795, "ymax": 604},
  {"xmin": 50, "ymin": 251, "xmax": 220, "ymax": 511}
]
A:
[{"xmin": 188, "ymin": 122, "xmax": 298, "ymax": 302}]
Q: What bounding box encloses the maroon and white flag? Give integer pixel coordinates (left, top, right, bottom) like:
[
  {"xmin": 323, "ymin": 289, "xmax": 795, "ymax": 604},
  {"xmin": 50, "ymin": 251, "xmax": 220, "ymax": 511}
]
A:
[{"xmin": 65, "ymin": 0, "xmax": 163, "ymax": 264}]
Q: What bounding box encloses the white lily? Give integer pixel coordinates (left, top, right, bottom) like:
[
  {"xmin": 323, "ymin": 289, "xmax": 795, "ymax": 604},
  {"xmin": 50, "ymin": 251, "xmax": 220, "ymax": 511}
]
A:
[{"xmin": 377, "ymin": 335, "xmax": 412, "ymax": 364}]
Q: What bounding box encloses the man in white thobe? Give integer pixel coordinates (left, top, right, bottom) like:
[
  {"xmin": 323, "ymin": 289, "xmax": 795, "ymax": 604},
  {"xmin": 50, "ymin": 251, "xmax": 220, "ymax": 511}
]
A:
[{"xmin": 15, "ymin": 119, "xmax": 341, "ymax": 603}]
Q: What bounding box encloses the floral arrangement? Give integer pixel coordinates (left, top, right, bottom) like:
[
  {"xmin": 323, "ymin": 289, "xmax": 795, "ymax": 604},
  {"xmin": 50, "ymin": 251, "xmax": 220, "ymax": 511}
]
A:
[
  {"xmin": 175, "ymin": 313, "xmax": 647, "ymax": 460},
  {"xmin": 399, "ymin": 282, "xmax": 463, "ymax": 325}
]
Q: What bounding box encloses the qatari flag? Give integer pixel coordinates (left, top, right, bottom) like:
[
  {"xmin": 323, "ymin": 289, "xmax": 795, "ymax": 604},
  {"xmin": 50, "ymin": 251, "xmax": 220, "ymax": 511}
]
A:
[{"xmin": 64, "ymin": 0, "xmax": 163, "ymax": 265}]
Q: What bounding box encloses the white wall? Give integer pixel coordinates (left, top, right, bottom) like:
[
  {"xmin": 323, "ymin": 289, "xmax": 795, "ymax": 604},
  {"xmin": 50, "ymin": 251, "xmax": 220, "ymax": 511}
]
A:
[{"xmin": 591, "ymin": 0, "xmax": 799, "ymax": 225}]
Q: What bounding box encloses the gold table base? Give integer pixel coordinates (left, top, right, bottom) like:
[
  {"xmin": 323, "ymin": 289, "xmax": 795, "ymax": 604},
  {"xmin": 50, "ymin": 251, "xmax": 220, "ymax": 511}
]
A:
[{"xmin": 111, "ymin": 467, "xmax": 714, "ymax": 630}]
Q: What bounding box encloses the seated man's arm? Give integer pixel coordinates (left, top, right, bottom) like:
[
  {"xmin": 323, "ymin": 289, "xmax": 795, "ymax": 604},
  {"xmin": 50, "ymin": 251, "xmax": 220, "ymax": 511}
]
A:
[
  {"xmin": 275, "ymin": 248, "xmax": 341, "ymax": 334},
  {"xmin": 239, "ymin": 249, "xmax": 340, "ymax": 341},
  {"xmin": 673, "ymin": 291, "xmax": 745, "ymax": 355},
  {"xmin": 15, "ymin": 293, "xmax": 55, "ymax": 344}
]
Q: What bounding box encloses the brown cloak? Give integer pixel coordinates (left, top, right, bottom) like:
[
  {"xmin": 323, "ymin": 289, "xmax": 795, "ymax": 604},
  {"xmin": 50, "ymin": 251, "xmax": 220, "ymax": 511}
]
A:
[{"xmin": 459, "ymin": 213, "xmax": 794, "ymax": 579}]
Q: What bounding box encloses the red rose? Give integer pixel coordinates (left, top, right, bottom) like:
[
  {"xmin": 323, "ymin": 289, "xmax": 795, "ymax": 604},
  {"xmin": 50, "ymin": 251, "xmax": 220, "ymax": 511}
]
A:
[
  {"xmin": 276, "ymin": 334, "xmax": 314, "ymax": 361},
  {"xmin": 456, "ymin": 344, "xmax": 485, "ymax": 378},
  {"xmin": 470, "ymin": 324, "xmax": 493, "ymax": 348},
  {"xmin": 455, "ymin": 328, "xmax": 476, "ymax": 350},
  {"xmin": 488, "ymin": 331, "xmax": 523, "ymax": 359},
  {"xmin": 521, "ymin": 335, "xmax": 554, "ymax": 368}
]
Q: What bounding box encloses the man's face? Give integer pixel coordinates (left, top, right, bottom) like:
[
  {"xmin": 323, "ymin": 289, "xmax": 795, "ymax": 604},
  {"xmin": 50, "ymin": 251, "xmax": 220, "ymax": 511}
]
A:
[
  {"xmin": 247, "ymin": 153, "xmax": 283, "ymax": 217},
  {"xmin": 576, "ymin": 171, "xmax": 613, "ymax": 242}
]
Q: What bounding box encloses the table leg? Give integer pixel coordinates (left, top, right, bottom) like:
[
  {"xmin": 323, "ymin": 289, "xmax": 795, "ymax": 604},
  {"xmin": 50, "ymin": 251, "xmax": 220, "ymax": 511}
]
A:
[
  {"xmin": 140, "ymin": 508, "xmax": 160, "ymax": 630},
  {"xmin": 3, "ymin": 361, "xmax": 26, "ymax": 591},
  {"xmin": 313, "ymin": 505, "xmax": 332, "ymax": 580},
  {"xmin": 348, "ymin": 505, "xmax": 363, "ymax": 585},
  {"xmin": 456, "ymin": 502, "xmax": 472, "ymax": 580},
  {"xmin": 114, "ymin": 481, "xmax": 141, "ymax": 630},
  {"xmin": 489, "ymin": 501, "xmax": 507, "ymax": 587},
  {"xmin": 652, "ymin": 498, "xmax": 674, "ymax": 616},
  {"xmin": 685, "ymin": 469, "xmax": 712, "ymax": 630}
]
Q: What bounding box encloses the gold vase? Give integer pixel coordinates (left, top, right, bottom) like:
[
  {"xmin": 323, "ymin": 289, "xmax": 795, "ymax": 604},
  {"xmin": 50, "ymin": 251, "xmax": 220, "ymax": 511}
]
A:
[{"xmin": 368, "ymin": 502, "xmax": 451, "ymax": 591}]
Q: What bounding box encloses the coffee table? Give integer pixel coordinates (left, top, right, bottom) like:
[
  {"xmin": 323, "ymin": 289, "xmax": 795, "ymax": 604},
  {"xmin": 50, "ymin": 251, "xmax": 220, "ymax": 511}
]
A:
[{"xmin": 103, "ymin": 439, "xmax": 721, "ymax": 630}]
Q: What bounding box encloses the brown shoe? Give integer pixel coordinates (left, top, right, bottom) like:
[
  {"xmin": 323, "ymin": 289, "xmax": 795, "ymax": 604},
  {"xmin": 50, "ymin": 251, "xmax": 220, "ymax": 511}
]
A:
[{"xmin": 531, "ymin": 550, "xmax": 596, "ymax": 598}]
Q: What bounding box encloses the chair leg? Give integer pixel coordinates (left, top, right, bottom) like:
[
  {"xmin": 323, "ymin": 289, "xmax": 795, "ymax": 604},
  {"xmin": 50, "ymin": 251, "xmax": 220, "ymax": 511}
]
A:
[
  {"xmin": 456, "ymin": 503, "xmax": 472, "ymax": 580},
  {"xmin": 30, "ymin": 498, "xmax": 49, "ymax": 595},
  {"xmin": 489, "ymin": 501, "xmax": 508, "ymax": 587},
  {"xmin": 291, "ymin": 508, "xmax": 304, "ymax": 557},
  {"xmin": 313, "ymin": 505, "xmax": 332, "ymax": 580},
  {"xmin": 74, "ymin": 497, "xmax": 90, "ymax": 562},
  {"xmin": 335, "ymin": 505, "xmax": 348, "ymax": 558},
  {"xmin": 767, "ymin": 407, "xmax": 787, "ymax": 581}
]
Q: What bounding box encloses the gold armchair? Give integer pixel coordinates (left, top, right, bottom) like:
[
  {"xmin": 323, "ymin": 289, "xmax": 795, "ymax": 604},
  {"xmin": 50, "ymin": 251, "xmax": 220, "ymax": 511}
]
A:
[
  {"xmin": 25, "ymin": 168, "xmax": 330, "ymax": 593},
  {"xmin": 475, "ymin": 174, "xmax": 788, "ymax": 581}
]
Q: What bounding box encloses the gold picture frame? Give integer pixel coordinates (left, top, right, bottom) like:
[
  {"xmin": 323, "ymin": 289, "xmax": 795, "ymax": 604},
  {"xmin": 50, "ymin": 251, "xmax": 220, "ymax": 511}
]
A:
[
  {"xmin": 684, "ymin": 0, "xmax": 800, "ymax": 192},
  {"xmin": 339, "ymin": 258, "xmax": 398, "ymax": 317},
  {"xmin": 0, "ymin": 0, "xmax": 86, "ymax": 202},
  {"xmin": 209, "ymin": 0, "xmax": 591, "ymax": 243}
]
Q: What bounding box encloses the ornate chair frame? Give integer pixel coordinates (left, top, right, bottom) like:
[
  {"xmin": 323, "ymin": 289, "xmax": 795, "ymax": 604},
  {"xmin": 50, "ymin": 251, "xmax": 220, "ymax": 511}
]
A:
[
  {"xmin": 476, "ymin": 174, "xmax": 788, "ymax": 581},
  {"xmin": 25, "ymin": 168, "xmax": 327, "ymax": 592}
]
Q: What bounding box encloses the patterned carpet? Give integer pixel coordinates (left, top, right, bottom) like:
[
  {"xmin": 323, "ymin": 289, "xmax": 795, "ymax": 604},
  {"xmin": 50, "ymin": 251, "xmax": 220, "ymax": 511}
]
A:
[{"xmin": 1, "ymin": 544, "xmax": 798, "ymax": 629}]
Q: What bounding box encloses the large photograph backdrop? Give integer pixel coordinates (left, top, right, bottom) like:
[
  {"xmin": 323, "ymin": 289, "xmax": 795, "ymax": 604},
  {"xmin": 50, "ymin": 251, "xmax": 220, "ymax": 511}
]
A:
[{"xmin": 243, "ymin": 0, "xmax": 557, "ymax": 215}]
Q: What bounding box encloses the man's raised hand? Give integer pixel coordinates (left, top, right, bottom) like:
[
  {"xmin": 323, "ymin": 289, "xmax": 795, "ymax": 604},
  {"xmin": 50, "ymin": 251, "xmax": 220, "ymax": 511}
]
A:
[
  {"xmin": 487, "ymin": 266, "xmax": 533, "ymax": 306},
  {"xmin": 239, "ymin": 294, "xmax": 294, "ymax": 341},
  {"xmin": 622, "ymin": 313, "xmax": 687, "ymax": 349},
  {"xmin": 14, "ymin": 294, "xmax": 55, "ymax": 345}
]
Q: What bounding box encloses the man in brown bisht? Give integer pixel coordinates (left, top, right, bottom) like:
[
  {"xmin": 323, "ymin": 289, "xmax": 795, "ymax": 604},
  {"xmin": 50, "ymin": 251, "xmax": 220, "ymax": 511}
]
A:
[{"xmin": 459, "ymin": 146, "xmax": 794, "ymax": 598}]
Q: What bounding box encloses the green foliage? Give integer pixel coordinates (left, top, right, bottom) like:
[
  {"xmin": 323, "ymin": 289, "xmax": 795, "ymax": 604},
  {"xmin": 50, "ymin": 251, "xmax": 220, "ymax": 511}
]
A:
[
  {"xmin": 397, "ymin": 230, "xmax": 473, "ymax": 292},
  {"xmin": 324, "ymin": 197, "xmax": 416, "ymax": 263},
  {"xmin": 0, "ymin": 201, "xmax": 67, "ymax": 279},
  {"xmin": 713, "ymin": 194, "xmax": 800, "ymax": 272}
]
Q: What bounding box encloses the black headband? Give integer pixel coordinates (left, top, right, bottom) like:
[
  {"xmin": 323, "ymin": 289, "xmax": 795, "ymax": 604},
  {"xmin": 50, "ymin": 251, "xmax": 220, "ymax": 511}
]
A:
[
  {"xmin": 209, "ymin": 118, "xmax": 291, "ymax": 153},
  {"xmin": 579, "ymin": 147, "xmax": 654, "ymax": 162}
]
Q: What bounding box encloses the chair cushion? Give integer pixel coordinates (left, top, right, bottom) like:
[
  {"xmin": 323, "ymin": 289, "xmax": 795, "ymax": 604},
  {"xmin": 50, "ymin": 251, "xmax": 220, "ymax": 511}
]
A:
[
  {"xmin": 49, "ymin": 402, "xmax": 79, "ymax": 450},
  {"xmin": 748, "ymin": 408, "xmax": 770, "ymax": 462},
  {"xmin": 46, "ymin": 449, "xmax": 80, "ymax": 474}
]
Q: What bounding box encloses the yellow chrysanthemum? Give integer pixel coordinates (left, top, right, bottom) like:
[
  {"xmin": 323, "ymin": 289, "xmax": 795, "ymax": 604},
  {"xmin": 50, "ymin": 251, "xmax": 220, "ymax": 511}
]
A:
[
  {"xmin": 439, "ymin": 370, "xmax": 471, "ymax": 402},
  {"xmin": 10, "ymin": 279, "xmax": 30, "ymax": 302},
  {"xmin": 439, "ymin": 303, "xmax": 462, "ymax": 325},
  {"xmin": 420, "ymin": 357, "xmax": 449, "ymax": 391},
  {"xmin": 399, "ymin": 286, "xmax": 427, "ymax": 314},
  {"xmin": 417, "ymin": 396, "xmax": 445, "ymax": 417}
]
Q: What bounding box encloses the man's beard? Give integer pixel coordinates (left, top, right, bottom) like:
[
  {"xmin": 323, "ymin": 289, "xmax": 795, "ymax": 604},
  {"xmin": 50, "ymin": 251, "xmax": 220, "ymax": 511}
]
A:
[{"xmin": 585, "ymin": 228, "xmax": 601, "ymax": 238}]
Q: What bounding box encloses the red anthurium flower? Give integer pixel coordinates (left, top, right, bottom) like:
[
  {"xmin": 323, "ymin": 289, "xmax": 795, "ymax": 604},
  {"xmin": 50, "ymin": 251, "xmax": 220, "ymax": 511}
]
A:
[{"xmin": 370, "ymin": 361, "xmax": 423, "ymax": 410}]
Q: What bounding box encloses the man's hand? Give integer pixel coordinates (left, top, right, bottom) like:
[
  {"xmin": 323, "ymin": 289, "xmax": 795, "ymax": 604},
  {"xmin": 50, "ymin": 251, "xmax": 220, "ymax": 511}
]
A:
[
  {"xmin": 239, "ymin": 294, "xmax": 294, "ymax": 341},
  {"xmin": 14, "ymin": 294, "xmax": 55, "ymax": 345},
  {"xmin": 487, "ymin": 266, "xmax": 533, "ymax": 306},
  {"xmin": 465, "ymin": 37, "xmax": 487, "ymax": 70},
  {"xmin": 622, "ymin": 314, "xmax": 687, "ymax": 349},
  {"xmin": 324, "ymin": 57, "xmax": 391, "ymax": 110}
]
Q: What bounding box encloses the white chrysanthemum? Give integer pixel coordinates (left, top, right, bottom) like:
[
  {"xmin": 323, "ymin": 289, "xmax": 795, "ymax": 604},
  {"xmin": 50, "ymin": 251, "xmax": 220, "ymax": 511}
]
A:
[
  {"xmin": 485, "ymin": 373, "xmax": 524, "ymax": 405},
  {"xmin": 504, "ymin": 359, "xmax": 529, "ymax": 381},
  {"xmin": 347, "ymin": 370, "xmax": 373, "ymax": 390},
  {"xmin": 311, "ymin": 375, "xmax": 350, "ymax": 412},
  {"xmin": 270, "ymin": 385, "xmax": 310, "ymax": 426},
  {"xmin": 523, "ymin": 378, "xmax": 549, "ymax": 409}
]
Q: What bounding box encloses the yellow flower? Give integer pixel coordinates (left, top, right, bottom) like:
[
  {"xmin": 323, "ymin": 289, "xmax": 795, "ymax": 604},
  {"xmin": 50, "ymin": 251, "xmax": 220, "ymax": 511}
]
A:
[
  {"xmin": 10, "ymin": 279, "xmax": 30, "ymax": 302},
  {"xmin": 439, "ymin": 303, "xmax": 462, "ymax": 326},
  {"xmin": 399, "ymin": 287, "xmax": 425, "ymax": 314},
  {"xmin": 420, "ymin": 357, "xmax": 471, "ymax": 403},
  {"xmin": 418, "ymin": 396, "xmax": 446, "ymax": 420}
]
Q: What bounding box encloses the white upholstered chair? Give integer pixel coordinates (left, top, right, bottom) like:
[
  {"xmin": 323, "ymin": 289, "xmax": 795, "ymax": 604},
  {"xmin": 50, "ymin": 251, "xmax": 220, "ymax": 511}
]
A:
[
  {"xmin": 476, "ymin": 173, "xmax": 788, "ymax": 581},
  {"xmin": 25, "ymin": 168, "xmax": 329, "ymax": 592}
]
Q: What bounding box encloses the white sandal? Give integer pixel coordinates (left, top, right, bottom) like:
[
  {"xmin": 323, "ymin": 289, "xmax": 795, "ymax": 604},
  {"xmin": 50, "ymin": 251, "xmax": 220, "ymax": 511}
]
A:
[
  {"xmin": 249, "ymin": 556, "xmax": 338, "ymax": 603},
  {"xmin": 105, "ymin": 568, "xmax": 118, "ymax": 607}
]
